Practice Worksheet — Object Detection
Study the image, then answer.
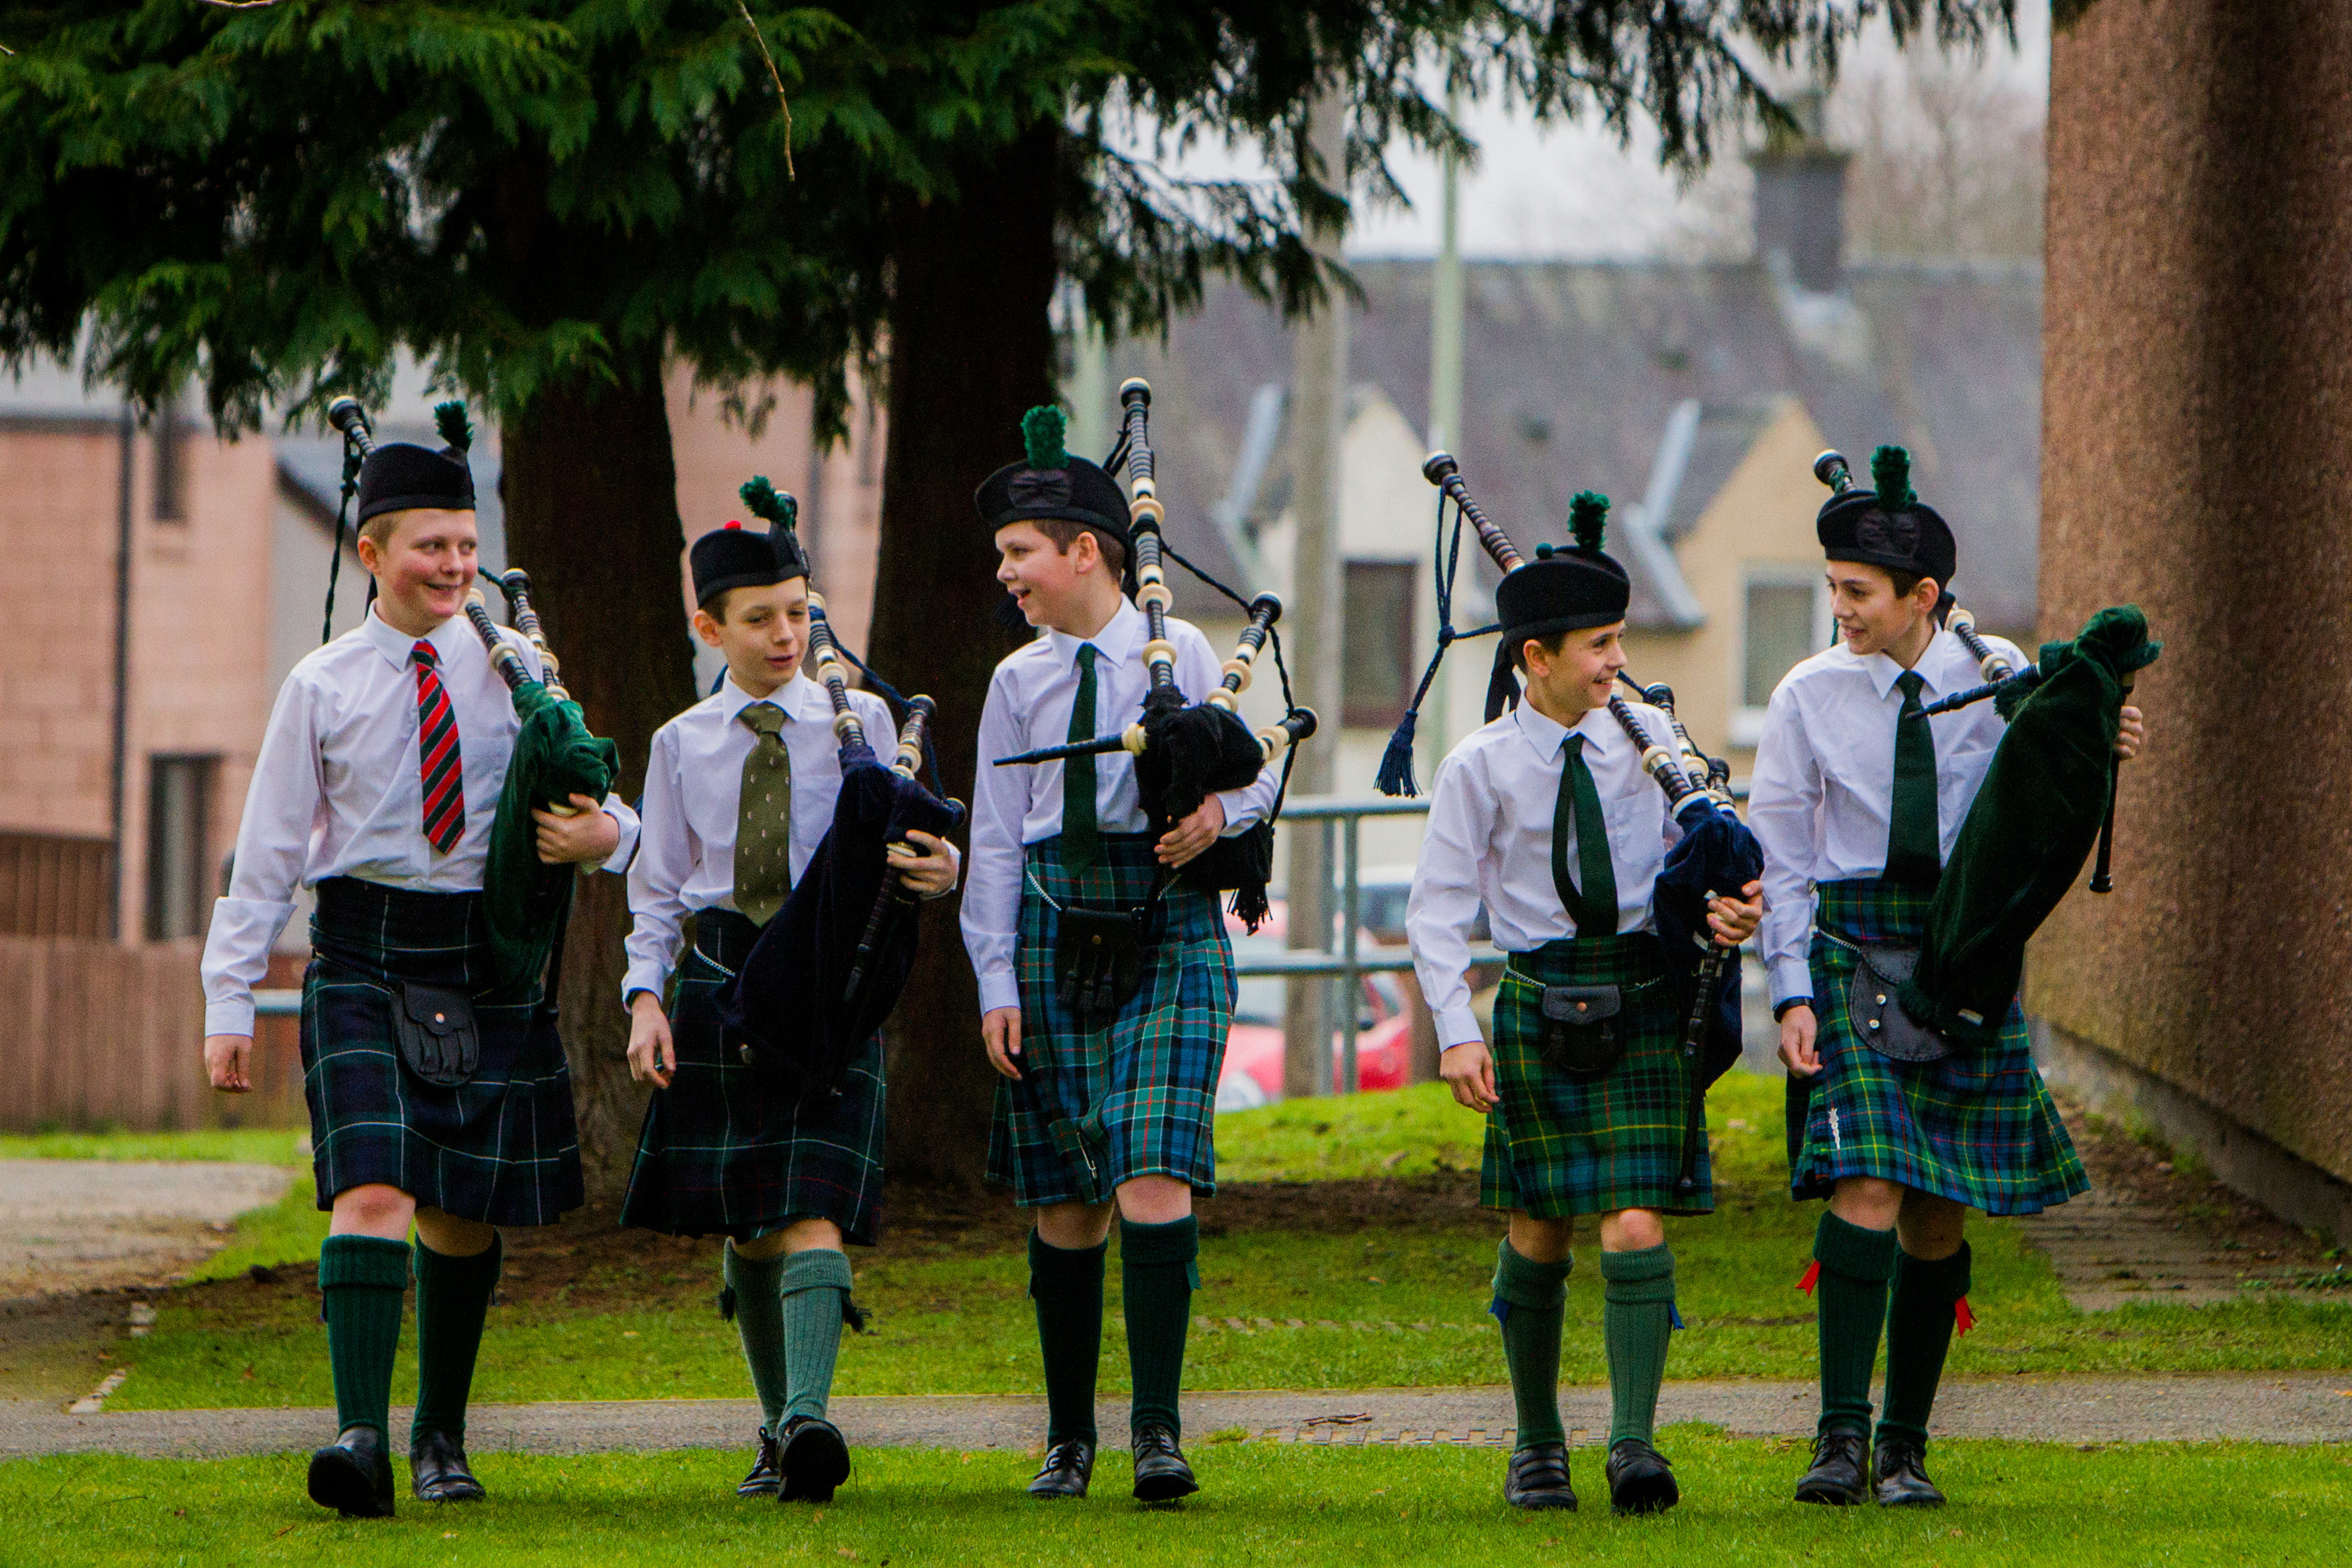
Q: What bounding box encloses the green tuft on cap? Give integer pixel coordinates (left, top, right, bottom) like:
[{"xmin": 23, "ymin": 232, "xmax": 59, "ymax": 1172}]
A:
[
  {"xmin": 433, "ymin": 400, "xmax": 473, "ymax": 454},
  {"xmin": 738, "ymin": 475, "xmax": 798, "ymax": 530},
  {"xmin": 1535, "ymin": 542, "xmax": 1555, "ymax": 560},
  {"xmin": 1021, "ymin": 405, "xmax": 1068, "ymax": 470},
  {"xmin": 1871, "ymin": 444, "xmax": 1915, "ymax": 512},
  {"xmin": 1567, "ymin": 491, "xmax": 1609, "ymax": 553}
]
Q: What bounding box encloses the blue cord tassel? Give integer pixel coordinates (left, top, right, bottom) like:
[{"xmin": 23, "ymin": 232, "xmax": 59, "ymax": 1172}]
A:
[{"xmin": 1375, "ymin": 708, "xmax": 1421, "ymax": 797}]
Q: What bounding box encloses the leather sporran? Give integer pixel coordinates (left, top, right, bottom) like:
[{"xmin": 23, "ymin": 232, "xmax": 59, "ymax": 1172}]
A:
[
  {"xmin": 392, "ymin": 980, "xmax": 481, "ymax": 1087},
  {"xmin": 1054, "ymin": 905, "xmax": 1149, "ymax": 1024},
  {"xmin": 1845, "ymin": 946, "xmax": 1950, "ymax": 1063},
  {"xmin": 1537, "ymin": 984, "xmax": 1624, "ymax": 1077}
]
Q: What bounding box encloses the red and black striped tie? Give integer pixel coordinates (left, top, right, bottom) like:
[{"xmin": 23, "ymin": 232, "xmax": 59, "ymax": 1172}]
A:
[{"xmin": 413, "ymin": 640, "xmax": 465, "ymax": 854}]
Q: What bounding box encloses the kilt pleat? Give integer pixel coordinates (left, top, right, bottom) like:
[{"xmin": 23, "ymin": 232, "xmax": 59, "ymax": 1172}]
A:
[
  {"xmin": 619, "ymin": 912, "xmax": 886, "ymax": 1245},
  {"xmin": 1481, "ymin": 933, "xmax": 1713, "ymax": 1218},
  {"xmin": 301, "ymin": 876, "xmax": 584, "ymax": 1227},
  {"xmin": 1789, "ymin": 877, "xmax": 2086, "ymax": 1214},
  {"xmin": 987, "ymin": 833, "xmax": 1234, "ymax": 1207}
]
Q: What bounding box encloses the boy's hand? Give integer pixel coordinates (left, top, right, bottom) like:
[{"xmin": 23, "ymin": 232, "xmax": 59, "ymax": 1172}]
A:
[
  {"xmin": 1707, "ymin": 879, "xmax": 1765, "ymax": 947},
  {"xmin": 536, "ymin": 793, "xmax": 622, "ymax": 865},
  {"xmin": 1439, "ymin": 1040, "xmax": 1498, "ymax": 1113},
  {"xmin": 983, "ymin": 1008, "xmax": 1024, "ymax": 1080},
  {"xmin": 205, "ymin": 1033, "xmax": 253, "ymax": 1093},
  {"xmin": 2115, "ymin": 703, "xmax": 2147, "ymax": 760},
  {"xmin": 627, "ymin": 992, "xmax": 677, "ymax": 1088},
  {"xmin": 1155, "ymin": 793, "xmax": 1226, "ymax": 867},
  {"xmin": 1778, "ymin": 1004, "xmax": 1821, "ymax": 1077},
  {"xmin": 888, "ymin": 830, "xmax": 960, "ymax": 898}
]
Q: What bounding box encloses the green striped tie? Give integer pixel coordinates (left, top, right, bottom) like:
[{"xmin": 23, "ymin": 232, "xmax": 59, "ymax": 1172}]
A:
[
  {"xmin": 1886, "ymin": 670, "xmax": 1940, "ymax": 885},
  {"xmin": 1551, "ymin": 733, "xmax": 1619, "ymax": 938}
]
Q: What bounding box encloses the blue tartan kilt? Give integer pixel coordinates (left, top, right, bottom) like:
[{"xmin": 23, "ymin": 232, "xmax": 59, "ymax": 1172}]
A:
[
  {"xmin": 1788, "ymin": 877, "xmax": 2087, "ymax": 1215},
  {"xmin": 300, "ymin": 876, "xmax": 584, "ymax": 1228},
  {"xmin": 619, "ymin": 910, "xmax": 886, "ymax": 1246},
  {"xmin": 987, "ymin": 833, "xmax": 1235, "ymax": 1207}
]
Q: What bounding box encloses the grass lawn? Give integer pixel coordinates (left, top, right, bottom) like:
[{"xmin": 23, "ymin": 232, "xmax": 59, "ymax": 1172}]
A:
[
  {"xmin": 88, "ymin": 1077, "xmax": 2352, "ymax": 1412},
  {"xmin": 0, "ymin": 1127, "xmax": 306, "ymax": 1164},
  {"xmin": 3, "ymin": 1436, "xmax": 2345, "ymax": 1567}
]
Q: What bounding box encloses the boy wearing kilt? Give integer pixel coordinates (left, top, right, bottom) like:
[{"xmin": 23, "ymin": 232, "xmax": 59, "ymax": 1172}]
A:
[
  {"xmin": 1407, "ymin": 497, "xmax": 1762, "ymax": 1516},
  {"xmin": 618, "ymin": 522, "xmax": 959, "ymax": 1503},
  {"xmin": 964, "ymin": 408, "xmax": 1279, "ymax": 1503},
  {"xmin": 1751, "ymin": 447, "xmax": 2146, "ymax": 1507},
  {"xmin": 201, "ymin": 420, "xmax": 639, "ymax": 1517}
]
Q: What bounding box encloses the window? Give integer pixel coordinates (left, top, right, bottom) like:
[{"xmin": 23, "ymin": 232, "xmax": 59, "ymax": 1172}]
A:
[
  {"xmin": 1733, "ymin": 568, "xmax": 1832, "ymax": 746},
  {"xmin": 1342, "ymin": 562, "xmax": 1418, "ymax": 730},
  {"xmin": 152, "ymin": 397, "xmax": 187, "ymax": 522},
  {"xmin": 146, "ymin": 754, "xmax": 218, "ymax": 941}
]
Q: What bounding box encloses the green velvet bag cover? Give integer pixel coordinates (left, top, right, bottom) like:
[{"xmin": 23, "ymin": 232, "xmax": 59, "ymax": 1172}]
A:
[{"xmin": 482, "ymin": 679, "xmax": 617, "ymax": 999}]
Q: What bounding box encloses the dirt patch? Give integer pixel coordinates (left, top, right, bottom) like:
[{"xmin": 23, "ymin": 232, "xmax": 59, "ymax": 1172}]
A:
[{"xmin": 2057, "ymin": 1095, "xmax": 2332, "ymax": 1272}]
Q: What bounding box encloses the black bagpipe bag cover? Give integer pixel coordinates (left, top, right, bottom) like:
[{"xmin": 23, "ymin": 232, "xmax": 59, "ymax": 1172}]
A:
[{"xmin": 1653, "ymin": 796, "xmax": 1766, "ymax": 1086}]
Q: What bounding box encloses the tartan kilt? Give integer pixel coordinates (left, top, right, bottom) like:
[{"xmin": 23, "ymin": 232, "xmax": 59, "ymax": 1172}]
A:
[
  {"xmin": 301, "ymin": 876, "xmax": 584, "ymax": 1227},
  {"xmin": 619, "ymin": 911, "xmax": 886, "ymax": 1246},
  {"xmin": 1481, "ymin": 933, "xmax": 1714, "ymax": 1219},
  {"xmin": 1788, "ymin": 878, "xmax": 2087, "ymax": 1214},
  {"xmin": 987, "ymin": 833, "xmax": 1234, "ymax": 1207}
]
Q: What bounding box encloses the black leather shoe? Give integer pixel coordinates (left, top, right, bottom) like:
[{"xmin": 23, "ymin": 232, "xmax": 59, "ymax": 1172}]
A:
[
  {"xmin": 307, "ymin": 1424, "xmax": 396, "ymax": 1518},
  {"xmin": 1026, "ymin": 1439, "xmax": 1095, "ymax": 1499},
  {"xmin": 1605, "ymin": 1437, "xmax": 1679, "ymax": 1515},
  {"xmin": 1873, "ymin": 1434, "xmax": 1946, "ymax": 1508},
  {"xmin": 777, "ymin": 1414, "xmax": 852, "ymax": 1503},
  {"xmin": 1129, "ymin": 1424, "xmax": 1198, "ymax": 1503},
  {"xmin": 1794, "ymin": 1426, "xmax": 1871, "ymax": 1506},
  {"xmin": 1504, "ymin": 1442, "xmax": 1577, "ymax": 1511},
  {"xmin": 738, "ymin": 1429, "xmax": 781, "ymax": 1499},
  {"xmin": 409, "ymin": 1428, "xmax": 486, "ymax": 1503}
]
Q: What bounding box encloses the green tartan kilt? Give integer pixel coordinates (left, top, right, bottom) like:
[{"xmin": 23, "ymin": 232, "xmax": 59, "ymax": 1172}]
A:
[
  {"xmin": 301, "ymin": 877, "xmax": 584, "ymax": 1228},
  {"xmin": 1481, "ymin": 932, "xmax": 1714, "ymax": 1219},
  {"xmin": 987, "ymin": 833, "xmax": 1235, "ymax": 1207},
  {"xmin": 1789, "ymin": 877, "xmax": 2087, "ymax": 1215},
  {"xmin": 618, "ymin": 912, "xmax": 886, "ymax": 1246}
]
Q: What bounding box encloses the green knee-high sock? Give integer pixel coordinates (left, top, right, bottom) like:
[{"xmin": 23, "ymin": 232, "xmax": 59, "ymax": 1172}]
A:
[
  {"xmin": 1600, "ymin": 1244, "xmax": 1676, "ymax": 1447},
  {"xmin": 724, "ymin": 1243, "xmax": 793, "ymax": 1435},
  {"xmin": 1812, "ymin": 1212, "xmax": 1900, "ymax": 1436},
  {"xmin": 319, "ymin": 1235, "xmax": 412, "ymax": 1439},
  {"xmin": 1878, "ymin": 1242, "xmax": 1972, "ymax": 1447},
  {"xmin": 1028, "ymin": 1231, "xmax": 1106, "ymax": 1446},
  {"xmin": 1120, "ymin": 1217, "xmax": 1199, "ymax": 1440},
  {"xmin": 780, "ymin": 1249, "xmax": 854, "ymax": 1424},
  {"xmin": 1491, "ymin": 1240, "xmax": 1574, "ymax": 1449},
  {"xmin": 412, "ymin": 1232, "xmax": 501, "ymax": 1442}
]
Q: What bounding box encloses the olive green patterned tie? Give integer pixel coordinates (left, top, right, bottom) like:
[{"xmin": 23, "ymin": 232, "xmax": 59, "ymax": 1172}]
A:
[
  {"xmin": 733, "ymin": 701, "xmax": 793, "ymax": 926},
  {"xmin": 1886, "ymin": 670, "xmax": 1940, "ymax": 885}
]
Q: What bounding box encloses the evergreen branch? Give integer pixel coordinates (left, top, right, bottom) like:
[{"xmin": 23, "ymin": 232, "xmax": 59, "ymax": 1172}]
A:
[{"xmin": 733, "ymin": 0, "xmax": 796, "ymax": 181}]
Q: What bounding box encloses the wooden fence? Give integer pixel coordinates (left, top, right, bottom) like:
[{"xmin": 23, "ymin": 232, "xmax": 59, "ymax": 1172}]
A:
[
  {"xmin": 0, "ymin": 937, "xmax": 305, "ymax": 1132},
  {"xmin": 0, "ymin": 831, "xmax": 113, "ymax": 939}
]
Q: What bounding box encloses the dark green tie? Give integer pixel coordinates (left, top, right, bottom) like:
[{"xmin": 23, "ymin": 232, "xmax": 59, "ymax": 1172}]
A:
[
  {"xmin": 1063, "ymin": 643, "xmax": 1101, "ymax": 873},
  {"xmin": 1551, "ymin": 732, "xmax": 1619, "ymax": 939},
  {"xmin": 1887, "ymin": 669, "xmax": 1940, "ymax": 885}
]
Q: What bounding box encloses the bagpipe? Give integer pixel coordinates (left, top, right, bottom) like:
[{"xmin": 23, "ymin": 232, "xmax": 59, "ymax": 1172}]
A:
[
  {"xmin": 1410, "ymin": 452, "xmax": 1763, "ymax": 1198},
  {"xmin": 714, "ymin": 480, "xmax": 965, "ymax": 1103},
  {"xmin": 990, "ymin": 377, "xmax": 1318, "ymax": 933},
  {"xmin": 1808, "ymin": 449, "xmax": 2160, "ymax": 1051},
  {"xmin": 324, "ymin": 397, "xmax": 617, "ymax": 1001}
]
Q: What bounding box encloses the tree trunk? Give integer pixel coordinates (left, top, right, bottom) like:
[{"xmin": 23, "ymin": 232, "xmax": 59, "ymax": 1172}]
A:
[
  {"xmin": 866, "ymin": 121, "xmax": 1061, "ymax": 1185},
  {"xmin": 502, "ymin": 360, "xmax": 698, "ymax": 1203}
]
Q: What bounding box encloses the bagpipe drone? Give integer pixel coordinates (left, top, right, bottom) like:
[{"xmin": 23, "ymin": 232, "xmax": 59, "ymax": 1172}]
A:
[{"xmin": 715, "ymin": 480, "xmax": 966, "ymax": 1103}]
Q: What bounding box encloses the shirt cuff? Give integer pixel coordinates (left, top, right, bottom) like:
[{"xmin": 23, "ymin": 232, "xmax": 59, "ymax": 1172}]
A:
[
  {"xmin": 205, "ymin": 997, "xmax": 256, "ymax": 1037},
  {"xmin": 599, "ymin": 806, "xmax": 641, "ymax": 875},
  {"xmin": 1770, "ymin": 957, "xmax": 1815, "ymax": 1007},
  {"xmin": 1435, "ymin": 1004, "xmax": 1486, "ymax": 1050},
  {"xmin": 977, "ymin": 971, "xmax": 1021, "ymax": 1016},
  {"xmin": 621, "ymin": 965, "xmax": 669, "ymax": 1013},
  {"xmin": 1213, "ymin": 786, "xmax": 1261, "ymax": 835}
]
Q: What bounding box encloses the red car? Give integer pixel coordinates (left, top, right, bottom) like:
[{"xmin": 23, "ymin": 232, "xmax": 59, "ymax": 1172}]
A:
[{"xmin": 1215, "ymin": 905, "xmax": 1413, "ymax": 1108}]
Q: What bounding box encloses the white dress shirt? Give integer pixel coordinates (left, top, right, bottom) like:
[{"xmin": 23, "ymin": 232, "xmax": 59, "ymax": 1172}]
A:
[
  {"xmin": 201, "ymin": 605, "xmax": 641, "ymax": 1036},
  {"xmin": 1748, "ymin": 624, "xmax": 2026, "ymax": 1006},
  {"xmin": 961, "ymin": 598, "xmax": 1283, "ymax": 1016},
  {"xmin": 1406, "ymin": 701, "xmax": 1680, "ymax": 1050},
  {"xmin": 622, "ymin": 671, "xmax": 958, "ymax": 1005}
]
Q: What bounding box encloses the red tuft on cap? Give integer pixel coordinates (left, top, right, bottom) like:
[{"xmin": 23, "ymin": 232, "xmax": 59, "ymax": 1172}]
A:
[{"xmin": 723, "ymin": 519, "xmax": 743, "ymax": 530}]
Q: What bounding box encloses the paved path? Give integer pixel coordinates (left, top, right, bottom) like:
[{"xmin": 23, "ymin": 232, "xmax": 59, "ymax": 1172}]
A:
[
  {"xmin": 0, "ymin": 1161, "xmax": 292, "ymax": 1299},
  {"xmin": 7, "ymin": 1374, "xmax": 2348, "ymax": 1460}
]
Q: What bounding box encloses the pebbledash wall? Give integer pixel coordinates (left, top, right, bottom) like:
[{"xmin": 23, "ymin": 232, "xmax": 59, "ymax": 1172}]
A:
[{"xmin": 2030, "ymin": 0, "xmax": 2352, "ymax": 1239}]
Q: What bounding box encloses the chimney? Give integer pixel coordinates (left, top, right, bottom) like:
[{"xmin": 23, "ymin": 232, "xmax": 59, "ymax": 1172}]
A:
[{"xmin": 1748, "ymin": 90, "xmax": 1851, "ymax": 293}]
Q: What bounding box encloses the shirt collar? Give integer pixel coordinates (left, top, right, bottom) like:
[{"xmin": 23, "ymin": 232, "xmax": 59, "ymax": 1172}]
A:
[
  {"xmin": 722, "ymin": 671, "xmax": 827, "ymax": 724},
  {"xmin": 1862, "ymin": 626, "xmax": 1964, "ymax": 701},
  {"xmin": 362, "ymin": 605, "xmax": 462, "ymax": 671},
  {"xmin": 1511, "ymin": 701, "xmax": 1572, "ymax": 763},
  {"xmin": 1045, "ymin": 597, "xmax": 1142, "ymax": 672}
]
